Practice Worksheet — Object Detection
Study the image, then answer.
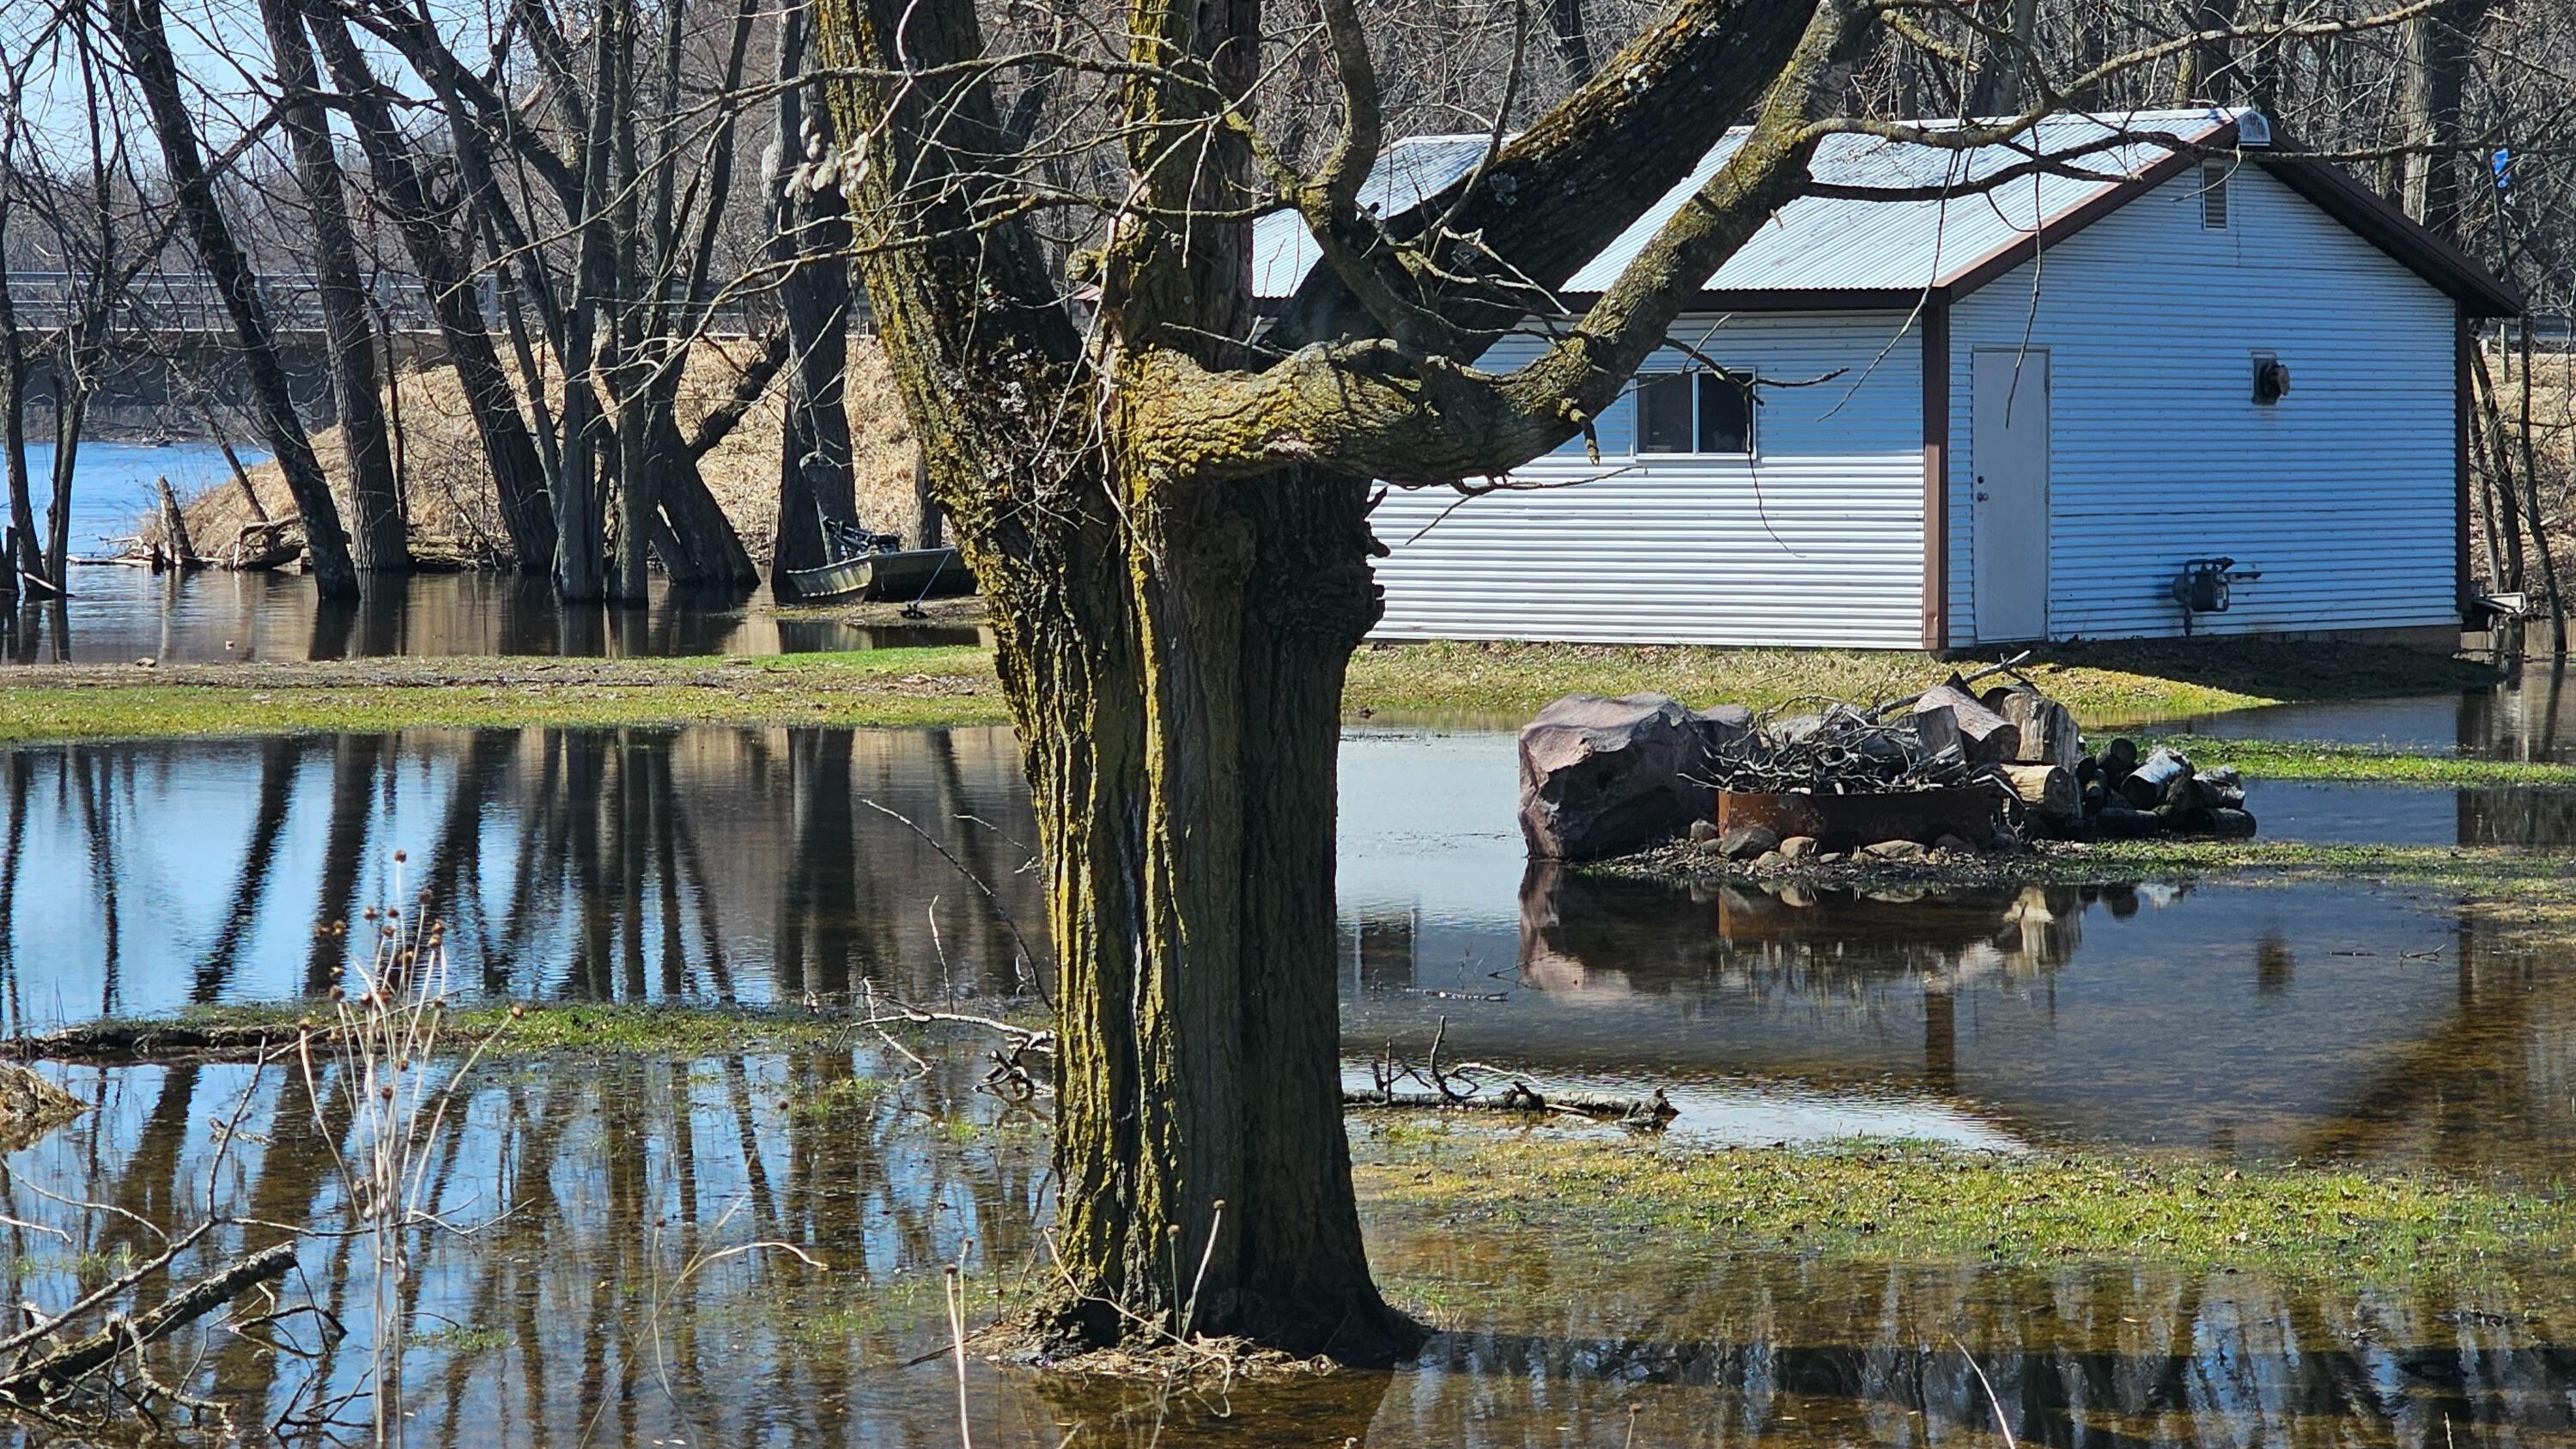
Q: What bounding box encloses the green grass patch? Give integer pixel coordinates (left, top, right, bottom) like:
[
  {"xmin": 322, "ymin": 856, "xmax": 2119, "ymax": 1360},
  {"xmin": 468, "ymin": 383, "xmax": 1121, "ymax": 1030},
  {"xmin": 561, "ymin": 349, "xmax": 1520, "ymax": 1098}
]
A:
[
  {"xmin": 0, "ymin": 648, "xmax": 1007, "ymax": 745},
  {"xmin": 171, "ymin": 1000, "xmax": 890, "ymax": 1058},
  {"xmin": 1342, "ymin": 638, "xmax": 2498, "ymax": 727},
  {"xmin": 0, "ymin": 636, "xmax": 2499, "ymax": 744},
  {"xmin": 1355, "ymin": 1128, "xmax": 2576, "ymax": 1282},
  {"xmin": 2150, "ymin": 734, "xmax": 2576, "ymax": 787}
]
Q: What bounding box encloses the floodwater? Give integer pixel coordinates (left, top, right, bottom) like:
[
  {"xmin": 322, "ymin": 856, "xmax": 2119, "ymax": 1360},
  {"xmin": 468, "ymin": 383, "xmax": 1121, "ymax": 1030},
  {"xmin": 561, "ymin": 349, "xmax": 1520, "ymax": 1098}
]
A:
[
  {"xmin": 9, "ymin": 721, "xmax": 2576, "ymax": 1444},
  {"xmin": 4, "ymin": 568, "xmax": 983, "ymax": 665},
  {"xmin": 10, "ymin": 1042, "xmax": 2576, "ymax": 1446},
  {"xmin": 7, "ymin": 725, "xmax": 2573, "ymax": 1171},
  {"xmin": 2170, "ymin": 654, "xmax": 2576, "ymax": 763},
  {"xmin": 5, "ymin": 441, "xmax": 979, "ymax": 663}
]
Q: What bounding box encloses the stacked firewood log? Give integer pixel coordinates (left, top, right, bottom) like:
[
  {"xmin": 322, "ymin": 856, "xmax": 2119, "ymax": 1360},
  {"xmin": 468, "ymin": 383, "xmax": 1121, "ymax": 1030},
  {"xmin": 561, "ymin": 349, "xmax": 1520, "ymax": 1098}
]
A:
[
  {"xmin": 1899, "ymin": 677, "xmax": 2254, "ymax": 839},
  {"xmin": 1695, "ymin": 671, "xmax": 2257, "ymax": 843}
]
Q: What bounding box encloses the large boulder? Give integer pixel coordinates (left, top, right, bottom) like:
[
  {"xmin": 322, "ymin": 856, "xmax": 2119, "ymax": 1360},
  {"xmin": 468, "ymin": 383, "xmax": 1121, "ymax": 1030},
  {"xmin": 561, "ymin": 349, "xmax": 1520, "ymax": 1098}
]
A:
[{"xmin": 1519, "ymin": 692, "xmax": 1706, "ymax": 861}]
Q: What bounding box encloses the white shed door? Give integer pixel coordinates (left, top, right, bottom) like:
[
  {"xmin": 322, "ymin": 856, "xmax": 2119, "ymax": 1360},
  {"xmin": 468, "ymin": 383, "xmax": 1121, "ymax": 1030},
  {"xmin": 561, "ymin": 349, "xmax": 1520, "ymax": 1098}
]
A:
[{"xmin": 1971, "ymin": 348, "xmax": 2051, "ymax": 642}]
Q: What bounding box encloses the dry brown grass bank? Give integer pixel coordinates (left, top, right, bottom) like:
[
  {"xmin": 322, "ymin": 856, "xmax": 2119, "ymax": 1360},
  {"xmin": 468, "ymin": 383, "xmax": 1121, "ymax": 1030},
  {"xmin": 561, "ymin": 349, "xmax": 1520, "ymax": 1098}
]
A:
[{"xmin": 172, "ymin": 335, "xmax": 924, "ymax": 569}]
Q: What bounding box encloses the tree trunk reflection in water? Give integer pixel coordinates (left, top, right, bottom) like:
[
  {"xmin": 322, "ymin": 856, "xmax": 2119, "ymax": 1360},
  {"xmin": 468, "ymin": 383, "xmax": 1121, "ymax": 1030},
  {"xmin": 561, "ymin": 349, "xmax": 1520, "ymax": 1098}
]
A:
[
  {"xmin": 776, "ymin": 729, "xmax": 859, "ymax": 1000},
  {"xmin": 0, "ymin": 726, "xmax": 1045, "ymax": 1012},
  {"xmin": 305, "ymin": 734, "xmax": 382, "ymax": 994},
  {"xmin": 73, "ymin": 750, "xmax": 120, "ymax": 1016},
  {"xmin": 193, "ymin": 737, "xmax": 303, "ymax": 1003},
  {"xmin": 0, "ymin": 752, "xmax": 27, "ymax": 1031}
]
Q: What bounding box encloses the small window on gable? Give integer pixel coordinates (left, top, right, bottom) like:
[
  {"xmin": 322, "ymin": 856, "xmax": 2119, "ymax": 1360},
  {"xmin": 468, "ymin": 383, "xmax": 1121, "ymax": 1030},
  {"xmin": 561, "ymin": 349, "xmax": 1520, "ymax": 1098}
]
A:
[
  {"xmin": 1634, "ymin": 369, "xmax": 1755, "ymax": 457},
  {"xmin": 2200, "ymin": 162, "xmax": 2231, "ymax": 230}
]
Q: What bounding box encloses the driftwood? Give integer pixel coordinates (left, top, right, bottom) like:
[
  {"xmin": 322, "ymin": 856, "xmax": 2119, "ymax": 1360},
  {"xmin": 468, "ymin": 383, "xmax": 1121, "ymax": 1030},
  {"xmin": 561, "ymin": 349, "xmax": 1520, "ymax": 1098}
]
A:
[
  {"xmin": 225, "ymin": 513, "xmax": 303, "ymax": 570},
  {"xmin": 1910, "ymin": 684, "xmax": 2021, "ymax": 764},
  {"xmin": 0, "ymin": 1240, "xmax": 295, "ymax": 1409},
  {"xmin": 1344, "ymin": 1083, "xmax": 1676, "ymax": 1127},
  {"xmin": 151, "ymin": 478, "xmax": 201, "ymax": 571}
]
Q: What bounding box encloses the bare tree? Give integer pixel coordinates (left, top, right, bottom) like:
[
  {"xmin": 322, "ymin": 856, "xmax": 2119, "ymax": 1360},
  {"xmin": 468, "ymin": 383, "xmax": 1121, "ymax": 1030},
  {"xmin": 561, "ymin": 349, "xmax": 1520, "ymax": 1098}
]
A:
[
  {"xmin": 103, "ymin": 0, "xmax": 360, "ymax": 598},
  {"xmin": 253, "ymin": 0, "xmax": 404, "ymax": 572}
]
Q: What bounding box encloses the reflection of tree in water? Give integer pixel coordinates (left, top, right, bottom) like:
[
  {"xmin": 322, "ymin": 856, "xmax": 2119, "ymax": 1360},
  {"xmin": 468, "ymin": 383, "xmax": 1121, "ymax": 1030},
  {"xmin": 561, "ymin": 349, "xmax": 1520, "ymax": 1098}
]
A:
[
  {"xmin": 2458, "ymin": 786, "xmax": 2576, "ymax": 848},
  {"xmin": 9, "ymin": 1044, "xmax": 2576, "ymax": 1445},
  {"xmin": 1381, "ymin": 1245, "xmax": 2576, "ymax": 1449},
  {"xmin": 0, "ymin": 1044, "xmax": 1050, "ymax": 1443},
  {"xmin": 0, "ymin": 725, "xmax": 1050, "ymax": 1014}
]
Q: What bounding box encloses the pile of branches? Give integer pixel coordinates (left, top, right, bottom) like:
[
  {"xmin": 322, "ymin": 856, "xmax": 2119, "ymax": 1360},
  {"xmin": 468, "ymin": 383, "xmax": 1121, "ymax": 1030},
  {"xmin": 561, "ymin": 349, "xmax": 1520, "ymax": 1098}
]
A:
[
  {"xmin": 1699, "ymin": 701, "xmax": 1986, "ymax": 795},
  {"xmin": 1698, "ymin": 655, "xmax": 2050, "ymax": 797}
]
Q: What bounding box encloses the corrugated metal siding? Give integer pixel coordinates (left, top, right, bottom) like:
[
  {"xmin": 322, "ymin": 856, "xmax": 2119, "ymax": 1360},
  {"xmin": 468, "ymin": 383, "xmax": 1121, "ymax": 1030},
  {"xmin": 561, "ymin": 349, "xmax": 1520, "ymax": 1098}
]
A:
[
  {"xmin": 1369, "ymin": 312, "xmax": 1926, "ymax": 647},
  {"xmin": 1944, "ymin": 162, "xmax": 2458, "ymax": 645}
]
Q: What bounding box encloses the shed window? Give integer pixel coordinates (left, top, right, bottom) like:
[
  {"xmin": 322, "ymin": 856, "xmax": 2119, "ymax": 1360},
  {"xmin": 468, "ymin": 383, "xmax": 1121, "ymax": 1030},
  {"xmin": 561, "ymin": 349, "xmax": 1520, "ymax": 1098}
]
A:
[
  {"xmin": 1634, "ymin": 371, "xmax": 1754, "ymax": 456},
  {"xmin": 2200, "ymin": 162, "xmax": 2230, "ymax": 230}
]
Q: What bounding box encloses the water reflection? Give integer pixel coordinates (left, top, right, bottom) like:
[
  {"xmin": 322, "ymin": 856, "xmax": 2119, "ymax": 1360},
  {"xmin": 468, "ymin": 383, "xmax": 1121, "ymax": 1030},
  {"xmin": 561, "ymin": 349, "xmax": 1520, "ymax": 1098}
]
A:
[
  {"xmin": 2173, "ymin": 654, "xmax": 2576, "ymax": 764},
  {"xmin": 15, "ymin": 726, "xmax": 2576, "ymax": 1176},
  {"xmin": 0, "ymin": 727, "xmax": 1045, "ymax": 1025},
  {"xmin": 3, "ymin": 569, "xmax": 982, "ymax": 664},
  {"xmin": 1350, "ymin": 846, "xmax": 2564, "ymax": 1174},
  {"xmin": 4, "ymin": 1044, "xmax": 2572, "ymax": 1447}
]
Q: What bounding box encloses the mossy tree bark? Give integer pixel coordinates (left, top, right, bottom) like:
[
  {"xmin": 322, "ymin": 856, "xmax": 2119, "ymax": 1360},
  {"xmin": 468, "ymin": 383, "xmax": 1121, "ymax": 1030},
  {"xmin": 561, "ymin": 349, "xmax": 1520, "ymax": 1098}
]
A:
[{"xmin": 814, "ymin": 0, "xmax": 1870, "ymax": 1361}]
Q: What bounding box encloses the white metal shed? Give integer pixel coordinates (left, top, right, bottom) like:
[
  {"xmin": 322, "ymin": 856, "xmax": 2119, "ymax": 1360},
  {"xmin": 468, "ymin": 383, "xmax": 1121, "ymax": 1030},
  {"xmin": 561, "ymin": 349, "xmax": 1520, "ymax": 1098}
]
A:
[{"xmin": 1252, "ymin": 107, "xmax": 2521, "ymax": 649}]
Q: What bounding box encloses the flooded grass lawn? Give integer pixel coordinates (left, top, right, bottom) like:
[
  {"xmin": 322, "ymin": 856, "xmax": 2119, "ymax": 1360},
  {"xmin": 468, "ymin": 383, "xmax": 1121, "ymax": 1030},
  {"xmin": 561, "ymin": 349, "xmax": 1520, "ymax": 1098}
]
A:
[
  {"xmin": 9, "ymin": 713, "xmax": 2576, "ymax": 1442},
  {"xmin": 12, "ymin": 1038, "xmax": 2576, "ymax": 1446}
]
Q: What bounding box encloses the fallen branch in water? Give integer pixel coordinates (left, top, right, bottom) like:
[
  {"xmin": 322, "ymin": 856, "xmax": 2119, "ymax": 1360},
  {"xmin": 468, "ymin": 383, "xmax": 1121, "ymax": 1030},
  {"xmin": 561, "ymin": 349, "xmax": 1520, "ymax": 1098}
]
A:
[
  {"xmin": 1343, "ymin": 1083, "xmax": 1677, "ymax": 1127},
  {"xmin": 0, "ymin": 1240, "xmax": 295, "ymax": 1410},
  {"xmin": 0, "ymin": 1020, "xmax": 329, "ymax": 1064}
]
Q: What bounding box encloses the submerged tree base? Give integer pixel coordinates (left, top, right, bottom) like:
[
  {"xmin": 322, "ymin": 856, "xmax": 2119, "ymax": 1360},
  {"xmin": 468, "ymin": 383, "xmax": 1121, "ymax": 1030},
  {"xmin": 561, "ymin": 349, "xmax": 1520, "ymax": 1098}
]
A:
[{"xmin": 987, "ymin": 1300, "xmax": 1426, "ymax": 1379}]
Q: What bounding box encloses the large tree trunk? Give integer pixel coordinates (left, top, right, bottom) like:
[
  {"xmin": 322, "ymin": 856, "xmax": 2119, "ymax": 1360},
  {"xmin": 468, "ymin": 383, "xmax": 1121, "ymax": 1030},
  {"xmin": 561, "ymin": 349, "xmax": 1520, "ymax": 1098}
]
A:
[
  {"xmin": 0, "ymin": 255, "xmax": 48, "ymax": 593},
  {"xmin": 630, "ymin": 399, "xmax": 758, "ymax": 588},
  {"xmin": 2397, "ymin": 0, "xmax": 2491, "ymax": 240},
  {"xmin": 106, "ymin": 0, "xmax": 361, "ymax": 600},
  {"xmin": 301, "ymin": 1, "xmax": 556, "ymax": 574},
  {"xmin": 552, "ymin": 0, "xmax": 623, "ymax": 603},
  {"xmin": 766, "ymin": 5, "xmax": 860, "ymax": 594},
  {"xmin": 43, "ymin": 384, "xmax": 82, "ymax": 588},
  {"xmin": 817, "ymin": 0, "xmax": 1864, "ymax": 1363},
  {"xmin": 258, "ymin": 0, "xmax": 406, "ymax": 573}
]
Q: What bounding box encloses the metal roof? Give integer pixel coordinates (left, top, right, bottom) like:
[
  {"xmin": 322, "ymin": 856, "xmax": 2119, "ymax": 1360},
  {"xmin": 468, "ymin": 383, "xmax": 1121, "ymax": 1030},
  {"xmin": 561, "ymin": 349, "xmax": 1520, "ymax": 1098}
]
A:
[
  {"xmin": 1249, "ymin": 134, "xmax": 1497, "ymax": 299},
  {"xmin": 1569, "ymin": 107, "xmax": 2234, "ymax": 293},
  {"xmin": 1249, "ymin": 108, "xmax": 2522, "ymax": 315}
]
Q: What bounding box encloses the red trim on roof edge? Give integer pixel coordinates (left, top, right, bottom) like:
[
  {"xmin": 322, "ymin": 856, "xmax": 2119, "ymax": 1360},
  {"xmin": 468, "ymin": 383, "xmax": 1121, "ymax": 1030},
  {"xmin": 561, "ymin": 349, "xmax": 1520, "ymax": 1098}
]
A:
[
  {"xmin": 1939, "ymin": 119, "xmax": 2234, "ymax": 302},
  {"xmin": 1935, "ymin": 117, "xmax": 2524, "ymax": 319}
]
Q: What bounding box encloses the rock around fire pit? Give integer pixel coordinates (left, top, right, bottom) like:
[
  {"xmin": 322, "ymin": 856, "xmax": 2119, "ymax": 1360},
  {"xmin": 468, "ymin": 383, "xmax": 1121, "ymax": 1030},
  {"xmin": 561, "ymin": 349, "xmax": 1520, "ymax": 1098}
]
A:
[{"xmin": 1519, "ymin": 675, "xmax": 2254, "ymax": 862}]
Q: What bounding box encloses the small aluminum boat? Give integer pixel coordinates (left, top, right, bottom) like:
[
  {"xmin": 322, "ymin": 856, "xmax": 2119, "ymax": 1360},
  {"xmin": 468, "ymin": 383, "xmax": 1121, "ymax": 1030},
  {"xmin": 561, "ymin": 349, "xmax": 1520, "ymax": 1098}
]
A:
[{"xmin": 781, "ymin": 545, "xmax": 970, "ymax": 603}]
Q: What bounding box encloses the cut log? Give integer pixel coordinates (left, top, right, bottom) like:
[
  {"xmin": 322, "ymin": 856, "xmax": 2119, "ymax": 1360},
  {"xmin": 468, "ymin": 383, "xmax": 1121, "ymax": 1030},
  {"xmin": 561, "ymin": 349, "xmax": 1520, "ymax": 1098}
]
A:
[
  {"xmin": 1985, "ymin": 686, "xmax": 2082, "ymax": 767},
  {"xmin": 1910, "ymin": 683, "xmax": 2022, "ymax": 764},
  {"xmin": 2093, "ymin": 805, "xmax": 2163, "ymax": 838},
  {"xmin": 2119, "ymin": 747, "xmax": 2193, "ymax": 810},
  {"xmin": 2101, "ymin": 738, "xmax": 2140, "ymax": 777},
  {"xmin": 1995, "ymin": 763, "xmax": 2079, "ymax": 824}
]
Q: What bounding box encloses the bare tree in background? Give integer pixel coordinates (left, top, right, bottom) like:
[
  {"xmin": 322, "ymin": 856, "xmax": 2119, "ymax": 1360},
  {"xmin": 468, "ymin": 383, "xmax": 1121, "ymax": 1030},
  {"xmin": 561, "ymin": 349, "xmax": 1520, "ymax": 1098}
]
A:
[
  {"xmin": 103, "ymin": 0, "xmax": 361, "ymax": 597},
  {"xmin": 252, "ymin": 0, "xmax": 404, "ymax": 573}
]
